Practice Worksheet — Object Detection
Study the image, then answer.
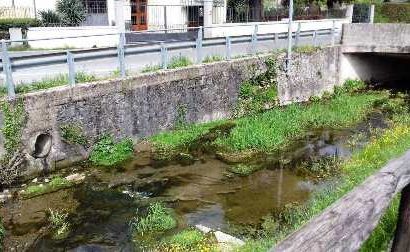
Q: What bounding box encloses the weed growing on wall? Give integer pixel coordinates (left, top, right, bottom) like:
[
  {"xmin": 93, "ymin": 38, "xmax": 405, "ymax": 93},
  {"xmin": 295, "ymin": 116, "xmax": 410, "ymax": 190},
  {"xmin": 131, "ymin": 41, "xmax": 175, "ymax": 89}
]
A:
[
  {"xmin": 202, "ymin": 55, "xmax": 224, "ymax": 63},
  {"xmin": 131, "ymin": 202, "xmax": 177, "ymax": 236},
  {"xmin": 168, "ymin": 56, "xmax": 192, "ymax": 69},
  {"xmin": 0, "ymin": 99, "xmax": 26, "ymax": 156},
  {"xmin": 60, "ymin": 123, "xmax": 88, "ymax": 146},
  {"xmin": 294, "ymin": 46, "xmax": 321, "ymax": 54},
  {"xmin": 89, "ymin": 134, "xmax": 134, "ymax": 167},
  {"xmin": 0, "ymin": 72, "xmax": 97, "ymax": 96},
  {"xmin": 235, "ymin": 56, "xmax": 278, "ymax": 117}
]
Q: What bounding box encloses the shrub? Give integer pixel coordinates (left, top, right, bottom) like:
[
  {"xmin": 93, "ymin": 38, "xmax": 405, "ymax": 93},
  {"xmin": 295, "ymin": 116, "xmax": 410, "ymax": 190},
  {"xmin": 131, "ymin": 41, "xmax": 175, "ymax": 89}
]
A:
[
  {"xmin": 375, "ymin": 3, "xmax": 410, "ymax": 23},
  {"xmin": 89, "ymin": 134, "xmax": 134, "ymax": 167},
  {"xmin": 38, "ymin": 10, "xmax": 62, "ymax": 26},
  {"xmin": 56, "ymin": 0, "xmax": 86, "ymax": 26},
  {"xmin": 0, "ymin": 18, "xmax": 40, "ymax": 31},
  {"xmin": 131, "ymin": 202, "xmax": 177, "ymax": 236}
]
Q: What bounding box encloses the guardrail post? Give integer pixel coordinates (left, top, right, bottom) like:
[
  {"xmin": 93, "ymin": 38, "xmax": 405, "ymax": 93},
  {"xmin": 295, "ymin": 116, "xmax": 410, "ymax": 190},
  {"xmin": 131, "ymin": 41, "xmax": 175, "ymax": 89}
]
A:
[
  {"xmin": 251, "ymin": 24, "xmax": 258, "ymax": 55},
  {"xmin": 117, "ymin": 32, "xmax": 126, "ymax": 78},
  {"xmin": 295, "ymin": 22, "xmax": 301, "ymax": 47},
  {"xmin": 160, "ymin": 42, "xmax": 168, "ymax": 69},
  {"xmin": 196, "ymin": 26, "xmax": 203, "ymax": 64},
  {"xmin": 225, "ymin": 36, "xmax": 231, "ymax": 60},
  {"xmin": 66, "ymin": 51, "xmax": 76, "ymax": 86},
  {"xmin": 331, "ymin": 20, "xmax": 336, "ymax": 46},
  {"xmin": 1, "ymin": 40, "xmax": 15, "ymax": 100},
  {"xmin": 274, "ymin": 33, "xmax": 279, "ymax": 48},
  {"xmin": 313, "ymin": 30, "xmax": 317, "ymax": 47}
]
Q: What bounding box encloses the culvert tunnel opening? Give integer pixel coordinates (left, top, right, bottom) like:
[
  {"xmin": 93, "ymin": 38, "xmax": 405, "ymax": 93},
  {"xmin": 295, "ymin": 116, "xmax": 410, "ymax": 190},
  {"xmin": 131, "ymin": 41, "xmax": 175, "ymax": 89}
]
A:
[
  {"xmin": 32, "ymin": 133, "xmax": 52, "ymax": 158},
  {"xmin": 343, "ymin": 53, "xmax": 410, "ymax": 92}
]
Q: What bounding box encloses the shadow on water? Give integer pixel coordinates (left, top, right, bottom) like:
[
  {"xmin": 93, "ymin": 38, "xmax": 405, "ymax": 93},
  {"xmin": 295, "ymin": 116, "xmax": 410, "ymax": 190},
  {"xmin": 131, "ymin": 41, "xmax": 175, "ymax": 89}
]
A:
[{"xmin": 0, "ymin": 112, "xmax": 389, "ymax": 251}]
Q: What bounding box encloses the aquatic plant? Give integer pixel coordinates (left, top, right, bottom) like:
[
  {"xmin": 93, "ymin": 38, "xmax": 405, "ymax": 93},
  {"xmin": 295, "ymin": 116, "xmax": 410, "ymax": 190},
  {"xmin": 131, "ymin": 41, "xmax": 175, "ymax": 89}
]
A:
[
  {"xmin": 239, "ymin": 118, "xmax": 410, "ymax": 251},
  {"xmin": 159, "ymin": 229, "xmax": 218, "ymax": 252},
  {"xmin": 228, "ymin": 164, "xmax": 260, "ymax": 176},
  {"xmin": 60, "ymin": 123, "xmax": 88, "ymax": 146},
  {"xmin": 22, "ymin": 177, "xmax": 73, "ymax": 198},
  {"xmin": 131, "ymin": 202, "xmax": 177, "ymax": 236},
  {"xmin": 296, "ymin": 157, "xmax": 341, "ymax": 180},
  {"xmin": 89, "ymin": 134, "xmax": 134, "ymax": 167},
  {"xmin": 47, "ymin": 209, "xmax": 70, "ymax": 239}
]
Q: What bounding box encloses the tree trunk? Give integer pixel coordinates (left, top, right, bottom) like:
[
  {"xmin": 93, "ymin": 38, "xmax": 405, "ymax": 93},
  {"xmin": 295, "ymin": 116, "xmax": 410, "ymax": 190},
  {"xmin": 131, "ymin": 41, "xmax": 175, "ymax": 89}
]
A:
[{"xmin": 392, "ymin": 183, "xmax": 410, "ymax": 252}]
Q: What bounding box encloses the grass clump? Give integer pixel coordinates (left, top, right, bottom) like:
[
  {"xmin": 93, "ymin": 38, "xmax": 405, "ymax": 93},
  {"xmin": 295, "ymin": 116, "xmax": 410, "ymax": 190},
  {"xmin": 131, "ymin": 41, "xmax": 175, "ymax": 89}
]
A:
[
  {"xmin": 360, "ymin": 196, "xmax": 400, "ymax": 252},
  {"xmin": 160, "ymin": 229, "xmax": 218, "ymax": 252},
  {"xmin": 168, "ymin": 56, "xmax": 192, "ymax": 69},
  {"xmin": 141, "ymin": 64, "xmax": 161, "ymax": 73},
  {"xmin": 228, "ymin": 164, "xmax": 260, "ymax": 176},
  {"xmin": 89, "ymin": 134, "xmax": 134, "ymax": 167},
  {"xmin": 218, "ymin": 91, "xmax": 384, "ymax": 152},
  {"xmin": 0, "ymin": 218, "xmax": 4, "ymax": 251},
  {"xmin": 0, "ymin": 72, "xmax": 97, "ymax": 96},
  {"xmin": 60, "ymin": 123, "xmax": 88, "ymax": 146},
  {"xmin": 21, "ymin": 177, "xmax": 73, "ymax": 199},
  {"xmin": 47, "ymin": 209, "xmax": 70, "ymax": 239},
  {"xmin": 203, "ymin": 55, "xmax": 224, "ymax": 63},
  {"xmin": 131, "ymin": 202, "xmax": 177, "ymax": 236}
]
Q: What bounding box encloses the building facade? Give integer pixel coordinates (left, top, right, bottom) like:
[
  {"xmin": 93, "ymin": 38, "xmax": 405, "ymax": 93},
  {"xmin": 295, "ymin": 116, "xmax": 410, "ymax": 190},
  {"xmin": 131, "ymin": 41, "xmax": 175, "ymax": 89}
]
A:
[{"xmin": 0, "ymin": 0, "xmax": 228, "ymax": 31}]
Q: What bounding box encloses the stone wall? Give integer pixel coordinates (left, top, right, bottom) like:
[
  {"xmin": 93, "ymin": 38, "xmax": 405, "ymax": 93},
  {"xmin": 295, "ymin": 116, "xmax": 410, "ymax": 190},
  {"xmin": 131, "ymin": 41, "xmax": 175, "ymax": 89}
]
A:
[{"xmin": 0, "ymin": 46, "xmax": 341, "ymax": 181}]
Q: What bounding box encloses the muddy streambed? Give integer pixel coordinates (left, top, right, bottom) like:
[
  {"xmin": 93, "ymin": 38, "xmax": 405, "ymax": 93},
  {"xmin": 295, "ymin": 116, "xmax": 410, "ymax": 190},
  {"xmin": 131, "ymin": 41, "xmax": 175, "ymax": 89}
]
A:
[{"xmin": 1, "ymin": 113, "xmax": 388, "ymax": 251}]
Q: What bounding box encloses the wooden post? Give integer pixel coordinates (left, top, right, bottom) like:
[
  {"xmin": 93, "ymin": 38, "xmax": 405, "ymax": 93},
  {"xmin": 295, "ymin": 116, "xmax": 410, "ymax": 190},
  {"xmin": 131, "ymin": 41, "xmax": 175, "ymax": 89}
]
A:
[{"xmin": 392, "ymin": 183, "xmax": 410, "ymax": 252}]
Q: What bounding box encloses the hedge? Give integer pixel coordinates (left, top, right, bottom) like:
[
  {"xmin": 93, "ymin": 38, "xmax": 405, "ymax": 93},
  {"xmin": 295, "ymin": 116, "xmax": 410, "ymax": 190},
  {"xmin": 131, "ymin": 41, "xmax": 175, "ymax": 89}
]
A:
[
  {"xmin": 0, "ymin": 18, "xmax": 40, "ymax": 31},
  {"xmin": 375, "ymin": 3, "xmax": 410, "ymax": 23}
]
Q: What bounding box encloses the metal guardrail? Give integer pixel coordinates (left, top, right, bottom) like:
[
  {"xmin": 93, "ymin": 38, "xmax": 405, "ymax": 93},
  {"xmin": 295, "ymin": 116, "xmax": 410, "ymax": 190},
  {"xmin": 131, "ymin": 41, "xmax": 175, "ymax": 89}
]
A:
[{"xmin": 0, "ymin": 21, "xmax": 340, "ymax": 100}]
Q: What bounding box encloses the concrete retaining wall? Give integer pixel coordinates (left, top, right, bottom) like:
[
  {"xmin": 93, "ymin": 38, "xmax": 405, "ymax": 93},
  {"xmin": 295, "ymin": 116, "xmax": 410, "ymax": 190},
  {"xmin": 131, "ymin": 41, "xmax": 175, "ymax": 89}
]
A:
[
  {"xmin": 342, "ymin": 23, "xmax": 410, "ymax": 53},
  {"xmin": 0, "ymin": 46, "xmax": 340, "ymax": 181}
]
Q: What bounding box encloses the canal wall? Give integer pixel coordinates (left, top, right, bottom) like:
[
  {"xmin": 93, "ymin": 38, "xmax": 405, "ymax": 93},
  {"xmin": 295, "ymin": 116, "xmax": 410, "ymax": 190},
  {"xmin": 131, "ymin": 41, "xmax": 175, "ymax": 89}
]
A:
[{"xmin": 0, "ymin": 46, "xmax": 341, "ymax": 182}]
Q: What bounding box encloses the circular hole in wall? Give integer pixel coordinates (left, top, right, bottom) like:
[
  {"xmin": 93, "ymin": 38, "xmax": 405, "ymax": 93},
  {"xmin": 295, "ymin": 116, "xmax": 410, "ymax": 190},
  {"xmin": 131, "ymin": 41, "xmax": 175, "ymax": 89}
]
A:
[{"xmin": 32, "ymin": 133, "xmax": 52, "ymax": 158}]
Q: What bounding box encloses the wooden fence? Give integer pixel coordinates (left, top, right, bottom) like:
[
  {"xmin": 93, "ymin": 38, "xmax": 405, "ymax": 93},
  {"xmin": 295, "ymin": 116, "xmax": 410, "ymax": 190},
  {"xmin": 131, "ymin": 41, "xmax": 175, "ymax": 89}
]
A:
[{"xmin": 271, "ymin": 150, "xmax": 410, "ymax": 252}]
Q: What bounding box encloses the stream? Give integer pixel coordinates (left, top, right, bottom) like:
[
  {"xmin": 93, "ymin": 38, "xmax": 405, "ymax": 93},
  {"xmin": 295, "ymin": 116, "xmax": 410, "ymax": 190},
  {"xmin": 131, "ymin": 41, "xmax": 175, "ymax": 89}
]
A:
[{"xmin": 0, "ymin": 112, "xmax": 388, "ymax": 251}]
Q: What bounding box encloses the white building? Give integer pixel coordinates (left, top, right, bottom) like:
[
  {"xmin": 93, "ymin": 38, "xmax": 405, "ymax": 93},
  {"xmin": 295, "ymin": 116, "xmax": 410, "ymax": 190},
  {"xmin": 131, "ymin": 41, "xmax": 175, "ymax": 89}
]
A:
[{"xmin": 0, "ymin": 0, "xmax": 227, "ymax": 31}]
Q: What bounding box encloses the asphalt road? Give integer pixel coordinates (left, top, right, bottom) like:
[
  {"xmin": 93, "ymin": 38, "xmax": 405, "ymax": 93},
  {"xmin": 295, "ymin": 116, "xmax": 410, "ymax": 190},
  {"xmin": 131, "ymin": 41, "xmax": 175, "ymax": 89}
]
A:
[{"xmin": 1, "ymin": 32, "xmax": 339, "ymax": 85}]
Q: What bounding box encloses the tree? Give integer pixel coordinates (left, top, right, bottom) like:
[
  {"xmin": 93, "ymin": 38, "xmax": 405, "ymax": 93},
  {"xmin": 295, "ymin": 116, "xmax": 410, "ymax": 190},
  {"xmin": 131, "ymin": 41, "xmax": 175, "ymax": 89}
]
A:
[{"xmin": 56, "ymin": 0, "xmax": 86, "ymax": 26}]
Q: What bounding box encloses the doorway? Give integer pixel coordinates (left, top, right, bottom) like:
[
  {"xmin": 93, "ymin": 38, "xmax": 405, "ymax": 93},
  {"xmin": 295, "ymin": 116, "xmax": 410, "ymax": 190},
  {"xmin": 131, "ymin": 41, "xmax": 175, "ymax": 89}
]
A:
[{"xmin": 131, "ymin": 0, "xmax": 148, "ymax": 30}]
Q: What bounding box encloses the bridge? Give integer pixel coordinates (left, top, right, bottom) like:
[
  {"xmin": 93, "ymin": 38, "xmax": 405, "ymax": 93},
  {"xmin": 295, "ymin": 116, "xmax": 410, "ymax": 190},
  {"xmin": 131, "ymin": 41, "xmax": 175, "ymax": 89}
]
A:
[{"xmin": 340, "ymin": 24, "xmax": 410, "ymax": 88}]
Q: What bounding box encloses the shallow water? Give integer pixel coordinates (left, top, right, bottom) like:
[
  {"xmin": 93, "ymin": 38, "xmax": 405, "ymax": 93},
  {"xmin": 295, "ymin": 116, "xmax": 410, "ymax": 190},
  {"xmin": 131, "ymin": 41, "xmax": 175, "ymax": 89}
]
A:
[{"xmin": 0, "ymin": 112, "xmax": 388, "ymax": 251}]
